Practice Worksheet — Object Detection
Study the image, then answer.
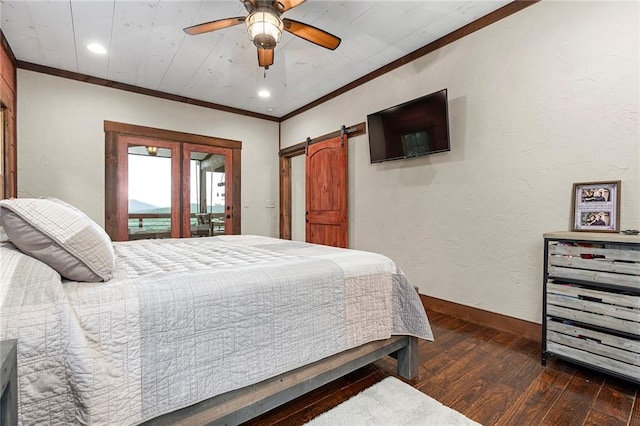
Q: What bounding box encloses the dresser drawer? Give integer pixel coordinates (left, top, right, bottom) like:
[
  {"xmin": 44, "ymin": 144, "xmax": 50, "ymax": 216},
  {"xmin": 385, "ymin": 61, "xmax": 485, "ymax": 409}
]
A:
[
  {"xmin": 548, "ymin": 242, "xmax": 640, "ymax": 290},
  {"xmin": 546, "ymin": 315, "xmax": 640, "ymax": 379},
  {"xmin": 546, "ymin": 282, "xmax": 640, "ymax": 334},
  {"xmin": 547, "ymin": 319, "xmax": 640, "ymax": 364},
  {"xmin": 546, "ymin": 341, "xmax": 640, "ymax": 381}
]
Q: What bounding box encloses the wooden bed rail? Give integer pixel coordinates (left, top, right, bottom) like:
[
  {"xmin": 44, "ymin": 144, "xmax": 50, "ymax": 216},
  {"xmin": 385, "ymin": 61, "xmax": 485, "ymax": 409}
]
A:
[{"xmin": 143, "ymin": 335, "xmax": 417, "ymax": 425}]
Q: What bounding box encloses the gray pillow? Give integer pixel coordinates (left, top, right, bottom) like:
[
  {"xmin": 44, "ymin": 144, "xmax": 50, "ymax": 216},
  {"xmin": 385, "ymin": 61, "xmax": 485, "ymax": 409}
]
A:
[{"xmin": 0, "ymin": 197, "xmax": 115, "ymax": 282}]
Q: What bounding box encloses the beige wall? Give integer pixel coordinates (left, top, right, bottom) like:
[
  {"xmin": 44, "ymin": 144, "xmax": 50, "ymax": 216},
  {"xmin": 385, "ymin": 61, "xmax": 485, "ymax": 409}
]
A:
[
  {"xmin": 16, "ymin": 70, "xmax": 281, "ymax": 236},
  {"xmin": 280, "ymin": 1, "xmax": 640, "ymax": 323}
]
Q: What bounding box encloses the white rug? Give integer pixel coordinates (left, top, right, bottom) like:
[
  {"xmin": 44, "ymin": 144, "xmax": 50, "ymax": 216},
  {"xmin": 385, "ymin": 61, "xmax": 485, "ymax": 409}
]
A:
[{"xmin": 306, "ymin": 377, "xmax": 482, "ymax": 426}]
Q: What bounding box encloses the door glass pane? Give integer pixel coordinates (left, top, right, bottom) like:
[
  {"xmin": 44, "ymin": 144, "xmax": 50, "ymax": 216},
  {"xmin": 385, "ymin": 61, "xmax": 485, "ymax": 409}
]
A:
[
  {"xmin": 190, "ymin": 152, "xmax": 226, "ymax": 237},
  {"xmin": 128, "ymin": 145, "xmax": 172, "ymax": 240}
]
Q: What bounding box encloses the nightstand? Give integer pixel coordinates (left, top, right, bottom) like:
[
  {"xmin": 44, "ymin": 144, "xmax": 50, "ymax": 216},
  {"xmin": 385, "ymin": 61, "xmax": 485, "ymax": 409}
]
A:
[{"xmin": 0, "ymin": 340, "xmax": 17, "ymax": 426}]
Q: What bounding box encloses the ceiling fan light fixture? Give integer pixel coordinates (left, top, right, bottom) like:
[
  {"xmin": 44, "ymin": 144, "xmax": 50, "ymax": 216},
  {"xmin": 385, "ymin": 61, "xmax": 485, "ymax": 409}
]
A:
[
  {"xmin": 184, "ymin": 1, "xmax": 340, "ymax": 69},
  {"xmin": 246, "ymin": 11, "xmax": 283, "ymax": 49}
]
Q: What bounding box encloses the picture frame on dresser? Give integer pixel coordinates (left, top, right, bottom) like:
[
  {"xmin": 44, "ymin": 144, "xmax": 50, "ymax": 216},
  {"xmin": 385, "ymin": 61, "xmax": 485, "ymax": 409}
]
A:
[{"xmin": 571, "ymin": 180, "xmax": 620, "ymax": 232}]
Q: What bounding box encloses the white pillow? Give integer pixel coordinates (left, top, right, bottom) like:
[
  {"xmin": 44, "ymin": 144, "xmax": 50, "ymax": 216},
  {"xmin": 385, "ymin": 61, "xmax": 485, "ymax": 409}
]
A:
[{"xmin": 0, "ymin": 198, "xmax": 115, "ymax": 282}]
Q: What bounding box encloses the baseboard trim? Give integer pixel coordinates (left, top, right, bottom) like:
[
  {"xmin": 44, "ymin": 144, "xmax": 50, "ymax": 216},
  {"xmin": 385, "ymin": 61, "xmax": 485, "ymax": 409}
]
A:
[{"xmin": 420, "ymin": 294, "xmax": 541, "ymax": 343}]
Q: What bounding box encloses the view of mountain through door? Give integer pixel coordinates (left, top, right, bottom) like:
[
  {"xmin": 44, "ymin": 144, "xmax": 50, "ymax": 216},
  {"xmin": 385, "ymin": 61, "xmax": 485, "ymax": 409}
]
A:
[
  {"xmin": 104, "ymin": 121, "xmax": 241, "ymax": 241},
  {"xmin": 182, "ymin": 143, "xmax": 233, "ymax": 238},
  {"xmin": 125, "ymin": 137, "xmax": 181, "ymax": 240}
]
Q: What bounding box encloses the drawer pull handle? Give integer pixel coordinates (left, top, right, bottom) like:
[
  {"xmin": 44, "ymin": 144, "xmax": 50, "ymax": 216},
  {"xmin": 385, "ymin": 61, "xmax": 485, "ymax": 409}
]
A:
[
  {"xmin": 578, "ymin": 335, "xmax": 601, "ymax": 344},
  {"xmin": 578, "ymin": 295, "xmax": 602, "ymax": 303}
]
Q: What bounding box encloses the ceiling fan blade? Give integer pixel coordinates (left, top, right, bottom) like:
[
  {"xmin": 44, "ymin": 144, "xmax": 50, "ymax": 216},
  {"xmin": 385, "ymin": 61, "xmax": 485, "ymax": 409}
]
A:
[
  {"xmin": 184, "ymin": 17, "xmax": 246, "ymax": 36},
  {"xmin": 257, "ymin": 48, "xmax": 274, "ymax": 67},
  {"xmin": 272, "ymin": 0, "xmax": 306, "ymax": 13},
  {"xmin": 241, "ymin": 0, "xmax": 255, "ymax": 13},
  {"xmin": 282, "ymin": 19, "xmax": 341, "ymax": 50}
]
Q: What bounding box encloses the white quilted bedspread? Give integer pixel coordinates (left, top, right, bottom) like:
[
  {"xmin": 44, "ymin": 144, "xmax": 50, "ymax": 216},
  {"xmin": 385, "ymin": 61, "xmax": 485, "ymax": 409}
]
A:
[{"xmin": 1, "ymin": 235, "xmax": 432, "ymax": 425}]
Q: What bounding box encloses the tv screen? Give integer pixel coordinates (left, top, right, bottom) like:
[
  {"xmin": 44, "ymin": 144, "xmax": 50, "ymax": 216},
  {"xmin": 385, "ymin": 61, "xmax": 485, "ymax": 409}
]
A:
[{"xmin": 367, "ymin": 89, "xmax": 450, "ymax": 163}]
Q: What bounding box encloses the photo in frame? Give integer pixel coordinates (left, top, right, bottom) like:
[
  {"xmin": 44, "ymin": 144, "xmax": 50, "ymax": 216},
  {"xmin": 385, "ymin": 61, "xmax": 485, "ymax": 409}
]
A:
[{"xmin": 571, "ymin": 180, "xmax": 620, "ymax": 232}]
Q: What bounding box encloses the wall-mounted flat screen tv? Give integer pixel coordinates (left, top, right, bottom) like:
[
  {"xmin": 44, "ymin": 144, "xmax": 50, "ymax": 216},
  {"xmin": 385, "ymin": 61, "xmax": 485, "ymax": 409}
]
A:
[{"xmin": 367, "ymin": 89, "xmax": 450, "ymax": 163}]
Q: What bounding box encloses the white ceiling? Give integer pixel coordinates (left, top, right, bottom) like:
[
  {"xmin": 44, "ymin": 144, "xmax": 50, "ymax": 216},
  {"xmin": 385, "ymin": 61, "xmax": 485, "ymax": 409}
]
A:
[{"xmin": 1, "ymin": 0, "xmax": 512, "ymax": 119}]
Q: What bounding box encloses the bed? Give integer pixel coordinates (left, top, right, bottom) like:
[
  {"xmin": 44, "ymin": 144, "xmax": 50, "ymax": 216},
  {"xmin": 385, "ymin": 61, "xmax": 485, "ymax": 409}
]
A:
[{"xmin": 0, "ymin": 198, "xmax": 433, "ymax": 425}]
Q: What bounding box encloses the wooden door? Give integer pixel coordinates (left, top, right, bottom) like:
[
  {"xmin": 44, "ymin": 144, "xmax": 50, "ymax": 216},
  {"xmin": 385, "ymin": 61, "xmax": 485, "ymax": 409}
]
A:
[
  {"xmin": 117, "ymin": 136, "xmax": 182, "ymax": 241},
  {"xmin": 105, "ymin": 121, "xmax": 242, "ymax": 241},
  {"xmin": 182, "ymin": 143, "xmax": 234, "ymax": 238},
  {"xmin": 305, "ymin": 134, "xmax": 348, "ymax": 247}
]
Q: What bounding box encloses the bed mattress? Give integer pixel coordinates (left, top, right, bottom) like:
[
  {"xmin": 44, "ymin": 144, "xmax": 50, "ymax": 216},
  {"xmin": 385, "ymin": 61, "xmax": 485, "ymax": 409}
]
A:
[{"xmin": 1, "ymin": 235, "xmax": 432, "ymax": 425}]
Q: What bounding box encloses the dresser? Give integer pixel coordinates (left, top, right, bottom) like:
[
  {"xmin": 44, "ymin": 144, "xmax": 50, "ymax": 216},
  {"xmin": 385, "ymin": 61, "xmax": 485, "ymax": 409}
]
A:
[{"xmin": 542, "ymin": 231, "xmax": 640, "ymax": 384}]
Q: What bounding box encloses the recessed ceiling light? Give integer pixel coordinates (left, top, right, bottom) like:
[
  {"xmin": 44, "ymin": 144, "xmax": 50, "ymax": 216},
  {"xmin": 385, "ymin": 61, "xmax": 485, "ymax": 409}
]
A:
[
  {"xmin": 258, "ymin": 89, "xmax": 271, "ymax": 98},
  {"xmin": 87, "ymin": 43, "xmax": 107, "ymax": 55}
]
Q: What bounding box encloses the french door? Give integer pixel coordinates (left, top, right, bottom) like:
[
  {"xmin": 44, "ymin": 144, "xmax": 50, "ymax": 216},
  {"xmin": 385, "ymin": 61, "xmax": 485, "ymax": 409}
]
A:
[
  {"xmin": 124, "ymin": 136, "xmax": 181, "ymax": 240},
  {"xmin": 105, "ymin": 121, "xmax": 241, "ymax": 241},
  {"xmin": 182, "ymin": 143, "xmax": 234, "ymax": 238}
]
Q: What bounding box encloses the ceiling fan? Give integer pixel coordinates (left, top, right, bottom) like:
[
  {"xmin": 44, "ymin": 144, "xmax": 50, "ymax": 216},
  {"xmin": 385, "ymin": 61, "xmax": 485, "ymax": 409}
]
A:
[{"xmin": 183, "ymin": 0, "xmax": 341, "ymax": 69}]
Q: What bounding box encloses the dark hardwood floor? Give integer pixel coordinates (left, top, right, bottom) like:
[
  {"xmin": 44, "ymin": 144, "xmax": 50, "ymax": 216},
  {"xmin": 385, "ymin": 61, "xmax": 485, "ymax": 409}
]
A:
[{"xmin": 245, "ymin": 310, "xmax": 640, "ymax": 425}]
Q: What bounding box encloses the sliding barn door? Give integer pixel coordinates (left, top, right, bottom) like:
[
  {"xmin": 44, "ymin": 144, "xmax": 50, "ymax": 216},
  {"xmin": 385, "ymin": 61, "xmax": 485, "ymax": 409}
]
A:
[{"xmin": 305, "ymin": 134, "xmax": 348, "ymax": 247}]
